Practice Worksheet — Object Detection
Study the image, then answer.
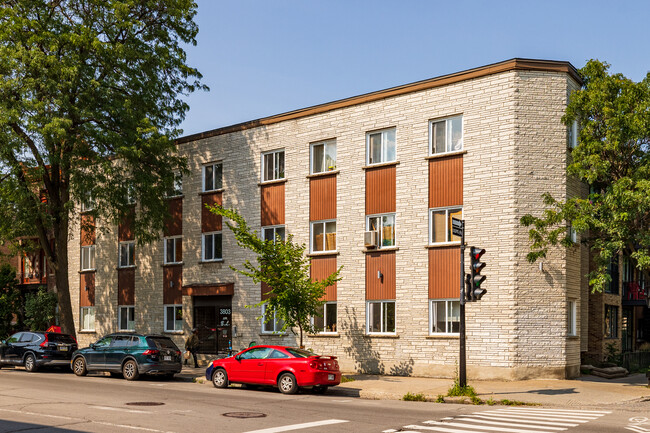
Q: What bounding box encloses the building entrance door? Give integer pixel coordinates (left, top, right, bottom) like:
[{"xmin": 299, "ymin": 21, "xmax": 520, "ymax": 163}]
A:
[{"xmin": 193, "ymin": 296, "xmax": 232, "ymax": 356}]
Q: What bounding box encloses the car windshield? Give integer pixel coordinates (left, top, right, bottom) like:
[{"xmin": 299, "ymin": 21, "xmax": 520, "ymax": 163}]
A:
[
  {"xmin": 48, "ymin": 333, "xmax": 75, "ymax": 343},
  {"xmin": 286, "ymin": 348, "xmax": 318, "ymax": 358},
  {"xmin": 147, "ymin": 337, "xmax": 178, "ymax": 350}
]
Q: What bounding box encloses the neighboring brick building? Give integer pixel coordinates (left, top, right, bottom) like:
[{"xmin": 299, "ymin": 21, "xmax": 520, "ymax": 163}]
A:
[{"xmin": 66, "ymin": 58, "xmax": 648, "ymax": 380}]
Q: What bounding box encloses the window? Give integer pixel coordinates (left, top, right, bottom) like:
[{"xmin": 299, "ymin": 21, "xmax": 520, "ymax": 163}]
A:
[
  {"xmin": 262, "ymin": 225, "xmax": 285, "ymax": 243},
  {"xmin": 311, "ymin": 140, "xmax": 337, "ymax": 174},
  {"xmin": 429, "ymin": 115, "xmax": 463, "ymax": 154},
  {"xmin": 119, "ymin": 241, "xmax": 135, "ymax": 268},
  {"xmin": 429, "ymin": 207, "xmax": 462, "ymax": 244},
  {"xmin": 366, "ymin": 128, "xmax": 396, "ymax": 165},
  {"xmin": 367, "ymin": 300, "xmax": 395, "ymax": 334},
  {"xmin": 240, "ymin": 347, "xmax": 273, "ymax": 360},
  {"xmin": 80, "ymin": 245, "xmax": 96, "ymax": 271},
  {"xmin": 80, "ymin": 307, "xmax": 95, "ymax": 331},
  {"xmin": 118, "ymin": 306, "xmax": 135, "ymax": 331},
  {"xmin": 164, "ymin": 305, "xmax": 183, "ymax": 332},
  {"xmin": 568, "ymin": 300, "xmax": 577, "ymax": 337},
  {"xmin": 313, "ymin": 302, "xmax": 337, "ymax": 333},
  {"xmin": 262, "ymin": 149, "xmax": 285, "ymax": 182},
  {"xmin": 605, "ymin": 258, "xmax": 619, "ymax": 295},
  {"xmin": 80, "ymin": 191, "xmax": 93, "ymax": 212},
  {"xmin": 202, "ymin": 232, "xmax": 222, "ymax": 261},
  {"xmin": 203, "ymin": 162, "xmax": 223, "ymax": 192},
  {"xmin": 430, "ymin": 299, "xmax": 460, "ymax": 334},
  {"xmin": 605, "ymin": 305, "xmax": 618, "ymax": 338},
  {"xmin": 568, "ymin": 120, "xmax": 578, "ymax": 149},
  {"xmin": 310, "ymin": 220, "xmax": 336, "ymax": 253},
  {"xmin": 367, "ymin": 214, "xmax": 395, "ymax": 248},
  {"xmin": 261, "ymin": 304, "xmax": 285, "ymax": 334},
  {"xmin": 569, "ymin": 225, "xmax": 577, "ymax": 243},
  {"xmin": 164, "ymin": 236, "xmax": 182, "ymax": 264},
  {"xmin": 167, "ymin": 172, "xmax": 183, "ymax": 197}
]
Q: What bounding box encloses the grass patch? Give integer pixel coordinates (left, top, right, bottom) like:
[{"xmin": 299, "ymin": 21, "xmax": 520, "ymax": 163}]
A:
[
  {"xmin": 402, "ymin": 392, "xmax": 427, "ymax": 402},
  {"xmin": 192, "ymin": 378, "xmax": 204, "ymax": 384},
  {"xmin": 340, "ymin": 375, "xmax": 355, "ymax": 383},
  {"xmin": 485, "ymin": 397, "xmax": 496, "ymax": 406},
  {"xmin": 499, "ymin": 399, "xmax": 536, "ymax": 406},
  {"xmin": 435, "ymin": 394, "xmax": 445, "ymax": 403},
  {"xmin": 447, "ymin": 378, "xmax": 477, "ymax": 398}
]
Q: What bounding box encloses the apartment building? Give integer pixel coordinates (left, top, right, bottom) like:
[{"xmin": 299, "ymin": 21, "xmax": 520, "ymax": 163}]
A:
[{"xmin": 67, "ymin": 58, "xmax": 629, "ymax": 380}]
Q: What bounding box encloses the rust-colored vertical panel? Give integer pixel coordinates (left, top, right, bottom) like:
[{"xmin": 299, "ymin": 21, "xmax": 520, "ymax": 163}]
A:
[
  {"xmin": 429, "ymin": 154, "xmax": 463, "ymax": 208},
  {"xmin": 79, "ymin": 272, "xmax": 95, "ymax": 307},
  {"xmin": 261, "ymin": 183, "xmax": 285, "ymax": 226},
  {"xmin": 428, "ymin": 246, "xmax": 460, "ymax": 298},
  {"xmin": 201, "ymin": 192, "xmax": 223, "ymax": 232},
  {"xmin": 163, "ymin": 265, "xmax": 183, "ymax": 305},
  {"xmin": 164, "ymin": 198, "xmax": 183, "ymax": 237},
  {"xmin": 365, "ymin": 251, "xmax": 396, "ymax": 300},
  {"xmin": 309, "ymin": 175, "xmax": 337, "ymax": 221},
  {"xmin": 366, "ymin": 166, "xmax": 396, "ymax": 215},
  {"xmin": 118, "ymin": 207, "xmax": 135, "ymax": 241},
  {"xmin": 261, "ymin": 282, "xmax": 273, "ymax": 301},
  {"xmin": 118, "ymin": 268, "xmax": 135, "ymax": 305},
  {"xmin": 80, "ymin": 215, "xmax": 95, "ymax": 246},
  {"xmin": 310, "ymin": 256, "xmax": 337, "ymax": 301}
]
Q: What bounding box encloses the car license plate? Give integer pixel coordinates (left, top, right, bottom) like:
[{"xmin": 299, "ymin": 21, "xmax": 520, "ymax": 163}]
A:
[
  {"xmin": 58, "ymin": 345, "xmax": 68, "ymax": 352},
  {"xmin": 328, "ymin": 374, "xmax": 335, "ymax": 381},
  {"xmin": 164, "ymin": 356, "xmax": 171, "ymax": 361}
]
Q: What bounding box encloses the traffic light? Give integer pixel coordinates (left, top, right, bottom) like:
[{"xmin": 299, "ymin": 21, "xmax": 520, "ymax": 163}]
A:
[{"xmin": 469, "ymin": 247, "xmax": 486, "ymax": 301}]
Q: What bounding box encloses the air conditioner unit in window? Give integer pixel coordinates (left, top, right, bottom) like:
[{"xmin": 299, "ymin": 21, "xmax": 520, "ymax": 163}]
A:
[{"xmin": 364, "ymin": 231, "xmax": 378, "ymax": 248}]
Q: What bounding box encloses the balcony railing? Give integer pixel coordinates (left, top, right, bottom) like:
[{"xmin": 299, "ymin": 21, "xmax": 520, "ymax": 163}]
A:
[{"xmin": 622, "ymin": 281, "xmax": 648, "ymax": 306}]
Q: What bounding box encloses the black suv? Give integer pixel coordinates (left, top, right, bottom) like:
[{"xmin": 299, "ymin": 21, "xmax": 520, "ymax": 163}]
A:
[
  {"xmin": 71, "ymin": 333, "xmax": 182, "ymax": 380},
  {"xmin": 0, "ymin": 331, "xmax": 78, "ymax": 372}
]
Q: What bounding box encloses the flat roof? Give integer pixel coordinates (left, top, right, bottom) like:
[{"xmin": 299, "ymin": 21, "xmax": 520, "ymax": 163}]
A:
[{"xmin": 176, "ymin": 58, "xmax": 580, "ymax": 144}]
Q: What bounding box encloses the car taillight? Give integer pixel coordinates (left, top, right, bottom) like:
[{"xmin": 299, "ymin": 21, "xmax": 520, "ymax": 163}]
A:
[
  {"xmin": 142, "ymin": 349, "xmax": 159, "ymax": 356},
  {"xmin": 175, "ymin": 350, "xmax": 181, "ymax": 356},
  {"xmin": 309, "ymin": 361, "xmax": 318, "ymax": 369},
  {"xmin": 40, "ymin": 334, "xmax": 49, "ymax": 348}
]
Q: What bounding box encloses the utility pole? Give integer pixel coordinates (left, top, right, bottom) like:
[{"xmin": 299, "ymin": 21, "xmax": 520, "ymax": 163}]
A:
[{"xmin": 452, "ymin": 218, "xmax": 467, "ymax": 388}]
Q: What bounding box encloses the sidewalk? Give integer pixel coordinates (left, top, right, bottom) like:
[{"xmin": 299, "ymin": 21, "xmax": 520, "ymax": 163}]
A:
[{"xmin": 178, "ymin": 366, "xmax": 649, "ymax": 407}]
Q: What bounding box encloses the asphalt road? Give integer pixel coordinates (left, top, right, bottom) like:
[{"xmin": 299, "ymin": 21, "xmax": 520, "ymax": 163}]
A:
[{"xmin": 0, "ymin": 367, "xmax": 645, "ymax": 433}]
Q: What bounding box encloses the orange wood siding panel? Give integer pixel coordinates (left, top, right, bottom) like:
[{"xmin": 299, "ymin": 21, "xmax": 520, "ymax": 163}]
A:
[
  {"xmin": 79, "ymin": 272, "xmax": 95, "ymax": 307},
  {"xmin": 366, "ymin": 165, "xmax": 396, "ymax": 215},
  {"xmin": 310, "ymin": 256, "xmax": 337, "ymax": 301},
  {"xmin": 428, "ymin": 246, "xmax": 460, "ymax": 298},
  {"xmin": 182, "ymin": 283, "xmax": 234, "ymax": 297},
  {"xmin": 163, "ymin": 265, "xmax": 183, "ymax": 305},
  {"xmin": 261, "ymin": 282, "xmax": 273, "ymax": 301},
  {"xmin": 80, "ymin": 215, "xmax": 95, "ymax": 246},
  {"xmin": 365, "ymin": 251, "xmax": 396, "ymax": 300},
  {"xmin": 309, "ymin": 174, "xmax": 337, "ymax": 221},
  {"xmin": 118, "ymin": 207, "xmax": 135, "ymax": 241},
  {"xmin": 429, "ymin": 154, "xmax": 463, "ymax": 208},
  {"xmin": 261, "ymin": 183, "xmax": 285, "ymax": 226},
  {"xmin": 118, "ymin": 268, "xmax": 135, "ymax": 305},
  {"xmin": 164, "ymin": 198, "xmax": 183, "ymax": 237},
  {"xmin": 201, "ymin": 192, "xmax": 223, "ymax": 233}
]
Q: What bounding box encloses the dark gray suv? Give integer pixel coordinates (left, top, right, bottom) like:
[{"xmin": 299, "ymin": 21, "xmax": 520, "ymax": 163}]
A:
[{"xmin": 0, "ymin": 331, "xmax": 78, "ymax": 372}]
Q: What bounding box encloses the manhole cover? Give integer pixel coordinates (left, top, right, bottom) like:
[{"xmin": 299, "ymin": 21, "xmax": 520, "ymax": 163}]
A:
[
  {"xmin": 125, "ymin": 402, "xmax": 165, "ymax": 406},
  {"xmin": 223, "ymin": 412, "xmax": 267, "ymax": 419}
]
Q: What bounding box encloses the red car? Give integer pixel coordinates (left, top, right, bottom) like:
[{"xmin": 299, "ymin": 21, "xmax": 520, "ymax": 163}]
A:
[{"xmin": 205, "ymin": 345, "xmax": 341, "ymax": 394}]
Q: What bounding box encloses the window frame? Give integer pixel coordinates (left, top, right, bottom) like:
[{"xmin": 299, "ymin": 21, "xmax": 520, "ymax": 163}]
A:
[
  {"xmin": 604, "ymin": 304, "xmax": 618, "ymax": 339},
  {"xmin": 118, "ymin": 241, "xmax": 135, "ymax": 268},
  {"xmin": 366, "ymin": 213, "xmax": 396, "ymax": 249},
  {"xmin": 366, "ymin": 128, "xmax": 396, "ymax": 166},
  {"xmin": 164, "ymin": 305, "xmax": 183, "ymax": 333},
  {"xmin": 80, "ymin": 306, "xmax": 96, "ymax": 332},
  {"xmin": 202, "ymin": 231, "xmax": 223, "ymax": 262},
  {"xmin": 429, "ymin": 206, "xmax": 463, "ymax": 245},
  {"xmin": 163, "ymin": 236, "xmax": 182, "ymax": 265},
  {"xmin": 366, "ymin": 300, "xmax": 396, "ymax": 335},
  {"xmin": 310, "ymin": 219, "xmax": 337, "ymax": 253},
  {"xmin": 262, "ymin": 225, "xmax": 286, "ymax": 244},
  {"xmin": 429, "ymin": 115, "xmax": 463, "ymax": 155},
  {"xmin": 202, "ymin": 162, "xmax": 223, "ymax": 192},
  {"xmin": 567, "ymin": 299, "xmax": 577, "ymax": 337},
  {"xmin": 261, "ymin": 149, "xmax": 285, "ymax": 182},
  {"xmin": 80, "ymin": 245, "xmax": 96, "ymax": 271},
  {"xmin": 118, "ymin": 305, "xmax": 135, "ymax": 331},
  {"xmin": 312, "ymin": 301, "xmax": 337, "ymax": 334},
  {"xmin": 261, "ymin": 304, "xmax": 285, "ymax": 334},
  {"xmin": 80, "ymin": 191, "xmax": 94, "ymax": 213},
  {"xmin": 429, "ymin": 299, "xmax": 460, "ymax": 335},
  {"xmin": 166, "ymin": 172, "xmax": 183, "ymax": 198},
  {"xmin": 568, "ymin": 120, "xmax": 578, "ymax": 149},
  {"xmin": 310, "ymin": 140, "xmax": 337, "ymax": 174}
]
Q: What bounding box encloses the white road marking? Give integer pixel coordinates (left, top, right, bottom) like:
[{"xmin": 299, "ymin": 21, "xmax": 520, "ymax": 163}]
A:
[
  {"xmin": 332, "ymin": 399, "xmax": 352, "ymax": 403},
  {"xmin": 414, "ymin": 420, "xmax": 559, "ymax": 433},
  {"xmin": 471, "ymin": 413, "xmax": 590, "ymax": 424},
  {"xmin": 446, "ymin": 417, "xmax": 567, "ymax": 430},
  {"xmin": 490, "ymin": 409, "xmax": 607, "ymax": 420},
  {"xmin": 461, "ymin": 414, "xmax": 577, "ymax": 427},
  {"xmin": 243, "ymin": 419, "xmax": 349, "ymax": 433},
  {"xmin": 91, "ymin": 405, "xmax": 151, "ymax": 414},
  {"xmin": 499, "ymin": 408, "xmax": 611, "ymax": 415},
  {"xmin": 0, "ymin": 408, "xmax": 78, "ymax": 421},
  {"xmin": 93, "ymin": 421, "xmax": 176, "ymax": 433},
  {"xmin": 626, "ymin": 427, "xmax": 650, "ymax": 433}
]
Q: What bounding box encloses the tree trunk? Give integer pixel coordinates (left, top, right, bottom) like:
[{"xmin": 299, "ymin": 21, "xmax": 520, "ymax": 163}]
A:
[
  {"xmin": 54, "ymin": 220, "xmax": 75, "ymax": 335},
  {"xmin": 299, "ymin": 323, "xmax": 303, "ymax": 349}
]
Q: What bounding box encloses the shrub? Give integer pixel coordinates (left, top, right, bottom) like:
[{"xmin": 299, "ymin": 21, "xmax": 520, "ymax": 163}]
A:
[
  {"xmin": 402, "ymin": 392, "xmax": 427, "ymax": 402},
  {"xmin": 447, "ymin": 378, "xmax": 477, "ymax": 397},
  {"xmin": 24, "ymin": 288, "xmax": 57, "ymax": 331}
]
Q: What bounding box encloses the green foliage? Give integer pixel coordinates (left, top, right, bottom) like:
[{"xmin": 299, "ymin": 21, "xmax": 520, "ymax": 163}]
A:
[
  {"xmin": 485, "ymin": 397, "xmax": 496, "ymax": 406},
  {"xmin": 435, "ymin": 394, "xmax": 445, "ymax": 403},
  {"xmin": 521, "ymin": 59, "xmax": 650, "ymax": 292},
  {"xmin": 208, "ymin": 205, "xmax": 342, "ymax": 347},
  {"xmin": 24, "ymin": 288, "xmax": 57, "ymax": 331},
  {"xmin": 447, "ymin": 377, "xmax": 477, "ymax": 397},
  {"xmin": 0, "ymin": 264, "xmax": 21, "ymax": 339},
  {"xmin": 402, "ymin": 392, "xmax": 427, "ymax": 402},
  {"xmin": 340, "ymin": 375, "xmax": 355, "ymax": 383},
  {"xmin": 604, "ymin": 342, "xmax": 621, "ymax": 365}
]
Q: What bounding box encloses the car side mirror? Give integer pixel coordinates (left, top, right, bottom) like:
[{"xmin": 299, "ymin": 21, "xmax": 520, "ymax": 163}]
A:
[
  {"xmin": 89, "ymin": 343, "xmax": 96, "ymax": 349},
  {"xmin": 235, "ymin": 354, "xmax": 241, "ymax": 361}
]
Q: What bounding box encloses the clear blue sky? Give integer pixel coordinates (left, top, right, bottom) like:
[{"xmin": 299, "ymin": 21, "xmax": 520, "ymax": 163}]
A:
[{"xmin": 180, "ymin": 0, "xmax": 650, "ymax": 137}]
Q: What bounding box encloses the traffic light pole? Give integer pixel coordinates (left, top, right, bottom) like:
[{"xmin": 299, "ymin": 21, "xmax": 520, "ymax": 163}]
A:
[{"xmin": 459, "ymin": 220, "xmax": 467, "ymax": 388}]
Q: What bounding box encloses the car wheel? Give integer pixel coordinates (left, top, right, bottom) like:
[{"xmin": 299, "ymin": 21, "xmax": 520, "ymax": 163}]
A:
[
  {"xmin": 122, "ymin": 360, "xmax": 140, "ymax": 381},
  {"xmin": 212, "ymin": 368, "xmax": 228, "ymax": 388},
  {"xmin": 278, "ymin": 372, "xmax": 298, "ymax": 395},
  {"xmin": 24, "ymin": 353, "xmax": 38, "ymax": 373},
  {"xmin": 73, "ymin": 357, "xmax": 87, "ymax": 376},
  {"xmin": 312, "ymin": 385, "xmax": 328, "ymax": 394}
]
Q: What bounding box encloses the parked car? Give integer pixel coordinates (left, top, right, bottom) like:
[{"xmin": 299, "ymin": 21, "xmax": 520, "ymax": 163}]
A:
[
  {"xmin": 205, "ymin": 345, "xmax": 341, "ymax": 394},
  {"xmin": 0, "ymin": 331, "xmax": 78, "ymax": 372},
  {"xmin": 71, "ymin": 333, "xmax": 182, "ymax": 380}
]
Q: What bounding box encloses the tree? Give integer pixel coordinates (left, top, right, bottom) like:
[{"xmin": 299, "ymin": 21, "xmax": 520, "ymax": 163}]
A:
[
  {"xmin": 24, "ymin": 287, "xmax": 58, "ymax": 331},
  {"xmin": 209, "ymin": 205, "xmax": 342, "ymax": 348},
  {"xmin": 0, "ymin": 1, "xmax": 205, "ymax": 334},
  {"xmin": 0, "ymin": 264, "xmax": 21, "ymax": 339},
  {"xmin": 521, "ymin": 59, "xmax": 650, "ymax": 292}
]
